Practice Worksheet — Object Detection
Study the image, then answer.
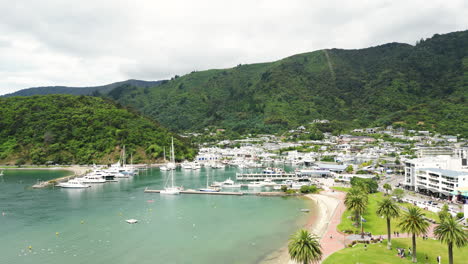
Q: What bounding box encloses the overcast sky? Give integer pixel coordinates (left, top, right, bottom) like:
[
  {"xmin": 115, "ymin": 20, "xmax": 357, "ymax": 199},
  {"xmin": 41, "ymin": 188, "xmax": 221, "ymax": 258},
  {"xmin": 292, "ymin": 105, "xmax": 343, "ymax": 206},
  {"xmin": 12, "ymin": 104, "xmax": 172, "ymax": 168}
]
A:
[{"xmin": 0, "ymin": 0, "xmax": 467, "ymax": 95}]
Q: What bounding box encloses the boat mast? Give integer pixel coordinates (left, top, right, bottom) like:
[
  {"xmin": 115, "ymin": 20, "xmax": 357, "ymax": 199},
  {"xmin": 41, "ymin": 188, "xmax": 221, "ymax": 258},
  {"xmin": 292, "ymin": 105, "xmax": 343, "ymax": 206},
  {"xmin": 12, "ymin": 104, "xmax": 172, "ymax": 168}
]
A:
[{"xmin": 171, "ymin": 137, "xmax": 175, "ymax": 187}]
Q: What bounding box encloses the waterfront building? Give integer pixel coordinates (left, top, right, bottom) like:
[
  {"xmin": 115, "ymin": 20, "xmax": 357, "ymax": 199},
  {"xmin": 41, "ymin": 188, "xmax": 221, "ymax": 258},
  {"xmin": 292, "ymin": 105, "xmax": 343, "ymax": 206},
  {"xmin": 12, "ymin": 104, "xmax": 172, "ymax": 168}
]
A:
[{"xmin": 404, "ymin": 155, "xmax": 468, "ymax": 198}]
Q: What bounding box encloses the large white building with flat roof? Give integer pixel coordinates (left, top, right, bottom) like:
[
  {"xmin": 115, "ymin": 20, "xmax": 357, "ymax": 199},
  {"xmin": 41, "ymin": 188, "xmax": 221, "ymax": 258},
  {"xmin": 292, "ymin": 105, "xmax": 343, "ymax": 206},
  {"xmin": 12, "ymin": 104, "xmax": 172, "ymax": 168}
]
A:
[
  {"xmin": 404, "ymin": 154, "xmax": 468, "ymax": 198},
  {"xmin": 414, "ymin": 168, "xmax": 468, "ymax": 197}
]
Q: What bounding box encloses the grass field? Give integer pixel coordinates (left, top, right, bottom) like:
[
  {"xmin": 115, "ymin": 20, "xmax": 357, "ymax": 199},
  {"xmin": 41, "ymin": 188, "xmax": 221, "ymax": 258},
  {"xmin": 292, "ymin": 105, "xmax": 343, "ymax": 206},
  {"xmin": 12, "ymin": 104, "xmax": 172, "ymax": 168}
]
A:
[
  {"xmin": 399, "ymin": 202, "xmax": 440, "ymax": 222},
  {"xmin": 337, "ymin": 192, "xmax": 405, "ymax": 234},
  {"xmin": 323, "ymin": 237, "xmax": 467, "ymax": 264},
  {"xmin": 331, "ymin": 186, "xmax": 351, "ymax": 192},
  {"xmin": 337, "ymin": 191, "xmax": 441, "ymax": 234}
]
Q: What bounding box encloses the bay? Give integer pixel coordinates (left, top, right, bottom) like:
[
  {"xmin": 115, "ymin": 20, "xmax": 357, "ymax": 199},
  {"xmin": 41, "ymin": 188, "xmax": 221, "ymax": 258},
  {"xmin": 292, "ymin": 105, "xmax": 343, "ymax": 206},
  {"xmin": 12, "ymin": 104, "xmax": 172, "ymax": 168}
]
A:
[{"xmin": 0, "ymin": 167, "xmax": 313, "ymax": 264}]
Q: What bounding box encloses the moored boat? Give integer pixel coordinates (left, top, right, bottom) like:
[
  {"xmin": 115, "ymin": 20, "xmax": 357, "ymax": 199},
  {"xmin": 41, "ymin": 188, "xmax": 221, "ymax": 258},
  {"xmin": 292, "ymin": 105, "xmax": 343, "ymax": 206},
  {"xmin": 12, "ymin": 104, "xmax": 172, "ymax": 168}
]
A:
[{"xmin": 58, "ymin": 179, "xmax": 91, "ymax": 188}]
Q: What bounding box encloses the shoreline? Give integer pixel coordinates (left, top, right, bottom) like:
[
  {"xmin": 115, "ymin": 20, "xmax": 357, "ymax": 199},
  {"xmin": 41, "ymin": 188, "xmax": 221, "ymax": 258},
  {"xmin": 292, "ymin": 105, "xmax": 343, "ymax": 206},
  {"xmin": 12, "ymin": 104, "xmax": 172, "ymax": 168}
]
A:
[
  {"xmin": 1, "ymin": 165, "xmax": 90, "ymax": 176},
  {"xmin": 259, "ymin": 190, "xmax": 341, "ymax": 264}
]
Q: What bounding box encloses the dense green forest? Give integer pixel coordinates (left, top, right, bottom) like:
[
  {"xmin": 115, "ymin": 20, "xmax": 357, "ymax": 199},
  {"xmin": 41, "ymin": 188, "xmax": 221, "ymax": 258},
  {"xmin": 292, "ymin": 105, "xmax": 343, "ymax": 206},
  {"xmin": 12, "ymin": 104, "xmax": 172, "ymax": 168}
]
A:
[
  {"xmin": 0, "ymin": 95, "xmax": 197, "ymax": 165},
  {"xmin": 106, "ymin": 30, "xmax": 468, "ymax": 137},
  {"xmin": 2, "ymin": 79, "xmax": 163, "ymax": 97}
]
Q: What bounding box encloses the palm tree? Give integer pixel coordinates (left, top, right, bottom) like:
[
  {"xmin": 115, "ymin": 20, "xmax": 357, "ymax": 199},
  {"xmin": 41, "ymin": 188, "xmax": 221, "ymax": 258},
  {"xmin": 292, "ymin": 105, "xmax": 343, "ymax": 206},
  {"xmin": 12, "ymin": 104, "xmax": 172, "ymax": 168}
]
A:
[
  {"xmin": 434, "ymin": 217, "xmax": 468, "ymax": 264},
  {"xmin": 438, "ymin": 204, "xmax": 451, "ymax": 223},
  {"xmin": 383, "ymin": 183, "xmax": 392, "ymax": 195},
  {"xmin": 288, "ymin": 229, "xmax": 322, "ymax": 264},
  {"xmin": 398, "ymin": 206, "xmax": 429, "ymax": 263},
  {"xmin": 344, "ymin": 190, "xmax": 368, "ymax": 234},
  {"xmin": 376, "ymin": 197, "xmax": 400, "ymax": 249}
]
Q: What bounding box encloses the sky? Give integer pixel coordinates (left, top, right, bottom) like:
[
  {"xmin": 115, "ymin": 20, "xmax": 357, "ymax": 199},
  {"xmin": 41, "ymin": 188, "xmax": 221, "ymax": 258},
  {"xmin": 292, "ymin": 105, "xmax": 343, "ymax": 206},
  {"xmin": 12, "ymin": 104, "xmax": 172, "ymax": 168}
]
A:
[{"xmin": 0, "ymin": 0, "xmax": 467, "ymax": 95}]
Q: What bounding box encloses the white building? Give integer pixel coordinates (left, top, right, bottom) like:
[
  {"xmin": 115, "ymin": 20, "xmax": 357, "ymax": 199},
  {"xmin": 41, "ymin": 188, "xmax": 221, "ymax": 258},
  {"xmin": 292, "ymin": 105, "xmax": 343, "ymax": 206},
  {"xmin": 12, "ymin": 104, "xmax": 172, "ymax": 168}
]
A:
[
  {"xmin": 414, "ymin": 168, "xmax": 468, "ymax": 198},
  {"xmin": 404, "ymin": 155, "xmax": 468, "ymax": 198}
]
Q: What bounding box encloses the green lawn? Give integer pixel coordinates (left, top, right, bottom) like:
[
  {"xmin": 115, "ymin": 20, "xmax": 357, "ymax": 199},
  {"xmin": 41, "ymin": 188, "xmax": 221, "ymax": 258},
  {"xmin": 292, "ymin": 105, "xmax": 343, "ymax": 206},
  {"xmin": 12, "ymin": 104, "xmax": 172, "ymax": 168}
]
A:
[
  {"xmin": 338, "ymin": 192, "xmax": 439, "ymax": 235},
  {"xmin": 331, "ymin": 186, "xmax": 351, "ymax": 192},
  {"xmin": 323, "ymin": 237, "xmax": 467, "ymax": 264},
  {"xmin": 399, "ymin": 202, "xmax": 439, "ymax": 222},
  {"xmin": 338, "ymin": 192, "xmax": 403, "ymax": 234}
]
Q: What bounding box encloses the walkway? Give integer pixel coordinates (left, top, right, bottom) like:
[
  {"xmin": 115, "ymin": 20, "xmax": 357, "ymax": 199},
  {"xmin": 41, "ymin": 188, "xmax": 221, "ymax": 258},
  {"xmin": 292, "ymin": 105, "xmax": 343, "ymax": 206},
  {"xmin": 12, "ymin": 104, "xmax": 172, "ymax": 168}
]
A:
[{"xmin": 318, "ymin": 191, "xmax": 348, "ymax": 259}]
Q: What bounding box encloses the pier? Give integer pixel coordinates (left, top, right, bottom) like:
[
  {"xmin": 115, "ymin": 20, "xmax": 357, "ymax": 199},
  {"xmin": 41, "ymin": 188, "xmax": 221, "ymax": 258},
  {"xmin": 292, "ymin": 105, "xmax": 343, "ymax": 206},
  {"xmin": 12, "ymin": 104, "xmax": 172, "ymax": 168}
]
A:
[
  {"xmin": 235, "ymin": 172, "xmax": 299, "ymax": 181},
  {"xmin": 144, "ymin": 188, "xmax": 289, "ymax": 197},
  {"xmin": 32, "ymin": 166, "xmax": 90, "ymax": 188},
  {"xmin": 144, "ymin": 188, "xmax": 244, "ymax": 196}
]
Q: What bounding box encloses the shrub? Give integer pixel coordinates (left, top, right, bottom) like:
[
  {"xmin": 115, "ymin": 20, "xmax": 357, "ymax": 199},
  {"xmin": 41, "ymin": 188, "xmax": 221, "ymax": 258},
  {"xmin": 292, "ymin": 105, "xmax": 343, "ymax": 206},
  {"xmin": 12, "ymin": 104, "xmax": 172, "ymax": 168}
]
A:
[
  {"xmin": 308, "ymin": 185, "xmax": 319, "ymax": 193},
  {"xmin": 281, "ymin": 185, "xmax": 288, "ymax": 192},
  {"xmin": 456, "ymin": 212, "xmax": 464, "ymax": 219},
  {"xmin": 286, "ymin": 189, "xmax": 296, "ymax": 195},
  {"xmin": 300, "ymin": 185, "xmax": 310, "ymax": 193}
]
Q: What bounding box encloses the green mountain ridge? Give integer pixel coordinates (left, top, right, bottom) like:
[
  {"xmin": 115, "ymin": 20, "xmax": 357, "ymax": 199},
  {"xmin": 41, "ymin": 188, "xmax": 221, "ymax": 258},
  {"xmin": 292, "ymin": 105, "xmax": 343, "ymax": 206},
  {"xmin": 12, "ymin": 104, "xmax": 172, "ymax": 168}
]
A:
[
  {"xmin": 108, "ymin": 30, "xmax": 468, "ymax": 137},
  {"xmin": 2, "ymin": 79, "xmax": 164, "ymax": 97},
  {"xmin": 0, "ymin": 95, "xmax": 197, "ymax": 165}
]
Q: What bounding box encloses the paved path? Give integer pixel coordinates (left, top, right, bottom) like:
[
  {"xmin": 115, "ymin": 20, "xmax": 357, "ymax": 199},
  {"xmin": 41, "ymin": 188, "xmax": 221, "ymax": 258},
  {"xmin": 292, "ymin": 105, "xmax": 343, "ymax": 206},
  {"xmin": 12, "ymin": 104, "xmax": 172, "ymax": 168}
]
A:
[{"xmin": 318, "ymin": 191, "xmax": 348, "ymax": 260}]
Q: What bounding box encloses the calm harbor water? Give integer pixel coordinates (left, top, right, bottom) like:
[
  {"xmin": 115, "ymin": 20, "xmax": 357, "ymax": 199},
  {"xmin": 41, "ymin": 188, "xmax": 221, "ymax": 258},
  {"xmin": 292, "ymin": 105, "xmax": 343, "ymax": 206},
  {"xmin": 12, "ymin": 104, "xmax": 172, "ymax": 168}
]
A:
[{"xmin": 0, "ymin": 167, "xmax": 313, "ymax": 264}]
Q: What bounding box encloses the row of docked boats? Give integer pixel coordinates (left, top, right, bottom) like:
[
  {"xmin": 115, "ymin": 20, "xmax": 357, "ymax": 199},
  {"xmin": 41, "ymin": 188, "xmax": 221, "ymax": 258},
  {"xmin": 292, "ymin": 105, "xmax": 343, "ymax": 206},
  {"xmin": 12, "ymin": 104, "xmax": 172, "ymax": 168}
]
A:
[{"xmin": 57, "ymin": 165, "xmax": 139, "ymax": 188}]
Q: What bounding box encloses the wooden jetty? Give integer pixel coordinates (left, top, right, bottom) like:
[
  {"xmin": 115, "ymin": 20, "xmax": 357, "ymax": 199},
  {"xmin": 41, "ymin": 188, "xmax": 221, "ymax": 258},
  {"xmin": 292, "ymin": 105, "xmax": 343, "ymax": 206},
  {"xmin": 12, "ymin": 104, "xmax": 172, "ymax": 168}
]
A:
[
  {"xmin": 144, "ymin": 188, "xmax": 244, "ymax": 196},
  {"xmin": 235, "ymin": 172, "xmax": 298, "ymax": 181}
]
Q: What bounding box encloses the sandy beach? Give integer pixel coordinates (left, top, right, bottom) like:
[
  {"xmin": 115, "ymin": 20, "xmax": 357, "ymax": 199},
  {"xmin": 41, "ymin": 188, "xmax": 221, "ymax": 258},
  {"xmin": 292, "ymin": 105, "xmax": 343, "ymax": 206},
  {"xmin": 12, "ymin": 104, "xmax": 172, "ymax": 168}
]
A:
[{"xmin": 260, "ymin": 188, "xmax": 343, "ymax": 264}]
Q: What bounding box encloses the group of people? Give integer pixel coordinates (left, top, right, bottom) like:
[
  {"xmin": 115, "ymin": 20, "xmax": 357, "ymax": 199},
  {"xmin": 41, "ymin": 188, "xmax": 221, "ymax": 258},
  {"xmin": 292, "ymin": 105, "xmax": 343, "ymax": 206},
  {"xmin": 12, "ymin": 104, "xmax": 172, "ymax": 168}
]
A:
[
  {"xmin": 393, "ymin": 231, "xmax": 400, "ymax": 237},
  {"xmin": 396, "ymin": 247, "xmax": 411, "ymax": 258}
]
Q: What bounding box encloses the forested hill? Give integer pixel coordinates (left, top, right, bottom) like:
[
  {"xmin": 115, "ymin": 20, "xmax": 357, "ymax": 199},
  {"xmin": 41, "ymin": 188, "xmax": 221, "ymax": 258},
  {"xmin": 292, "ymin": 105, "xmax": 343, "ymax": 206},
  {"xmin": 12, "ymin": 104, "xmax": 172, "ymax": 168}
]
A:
[
  {"xmin": 0, "ymin": 95, "xmax": 197, "ymax": 165},
  {"xmin": 2, "ymin": 79, "xmax": 164, "ymax": 97},
  {"xmin": 108, "ymin": 30, "xmax": 468, "ymax": 137}
]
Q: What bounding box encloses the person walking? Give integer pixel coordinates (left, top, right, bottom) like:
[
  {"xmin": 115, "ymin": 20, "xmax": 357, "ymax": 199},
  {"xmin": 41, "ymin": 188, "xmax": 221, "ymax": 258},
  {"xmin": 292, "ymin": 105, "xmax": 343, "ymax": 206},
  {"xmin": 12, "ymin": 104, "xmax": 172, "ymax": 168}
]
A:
[{"xmin": 437, "ymin": 255, "xmax": 441, "ymax": 264}]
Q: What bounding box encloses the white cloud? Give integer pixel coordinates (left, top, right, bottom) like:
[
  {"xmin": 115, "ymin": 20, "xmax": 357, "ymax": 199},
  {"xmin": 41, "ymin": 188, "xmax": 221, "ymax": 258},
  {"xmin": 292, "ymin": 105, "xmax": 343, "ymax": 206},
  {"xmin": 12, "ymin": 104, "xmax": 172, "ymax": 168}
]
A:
[{"xmin": 0, "ymin": 0, "xmax": 467, "ymax": 95}]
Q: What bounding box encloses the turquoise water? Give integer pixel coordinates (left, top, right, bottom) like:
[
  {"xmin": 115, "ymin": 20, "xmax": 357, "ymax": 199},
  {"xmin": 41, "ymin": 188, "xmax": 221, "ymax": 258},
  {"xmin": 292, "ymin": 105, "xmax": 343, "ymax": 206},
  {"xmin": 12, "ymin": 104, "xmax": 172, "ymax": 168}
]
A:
[{"xmin": 0, "ymin": 168, "xmax": 312, "ymax": 264}]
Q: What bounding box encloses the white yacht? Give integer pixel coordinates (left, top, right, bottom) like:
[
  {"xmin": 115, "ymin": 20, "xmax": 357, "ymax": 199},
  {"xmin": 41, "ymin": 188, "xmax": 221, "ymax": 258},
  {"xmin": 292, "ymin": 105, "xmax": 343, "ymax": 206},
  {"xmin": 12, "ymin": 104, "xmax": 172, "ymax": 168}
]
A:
[
  {"xmin": 181, "ymin": 161, "xmax": 192, "ymax": 170},
  {"xmin": 221, "ymin": 178, "xmax": 241, "ymax": 188},
  {"xmin": 191, "ymin": 161, "xmax": 201, "ymax": 170},
  {"xmin": 77, "ymin": 175, "xmax": 106, "ymax": 183},
  {"xmin": 58, "ymin": 179, "xmax": 91, "ymax": 188},
  {"xmin": 247, "ymin": 181, "xmax": 264, "ymax": 188}
]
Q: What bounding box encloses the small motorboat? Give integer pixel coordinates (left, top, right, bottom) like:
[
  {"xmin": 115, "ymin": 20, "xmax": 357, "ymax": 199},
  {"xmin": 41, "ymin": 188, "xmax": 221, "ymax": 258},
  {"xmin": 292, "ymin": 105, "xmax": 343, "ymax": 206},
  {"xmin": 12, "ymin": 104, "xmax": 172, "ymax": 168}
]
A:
[
  {"xmin": 126, "ymin": 219, "xmax": 138, "ymax": 224},
  {"xmin": 300, "ymin": 209, "xmax": 310, "ymax": 213}
]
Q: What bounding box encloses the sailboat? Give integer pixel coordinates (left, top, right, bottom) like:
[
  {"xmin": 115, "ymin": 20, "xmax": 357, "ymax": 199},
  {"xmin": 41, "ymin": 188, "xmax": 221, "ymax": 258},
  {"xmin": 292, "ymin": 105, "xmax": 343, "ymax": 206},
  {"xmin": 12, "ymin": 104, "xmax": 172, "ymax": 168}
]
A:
[
  {"xmin": 160, "ymin": 137, "xmax": 180, "ymax": 195},
  {"xmin": 199, "ymin": 171, "xmax": 220, "ymax": 192}
]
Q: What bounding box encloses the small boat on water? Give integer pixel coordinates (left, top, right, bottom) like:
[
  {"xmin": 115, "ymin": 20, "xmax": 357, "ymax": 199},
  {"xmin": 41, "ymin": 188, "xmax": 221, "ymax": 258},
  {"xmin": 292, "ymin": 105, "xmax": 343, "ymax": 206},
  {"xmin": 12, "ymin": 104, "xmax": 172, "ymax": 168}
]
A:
[
  {"xmin": 0, "ymin": 170, "xmax": 3, "ymax": 176},
  {"xmin": 126, "ymin": 219, "xmax": 138, "ymax": 224},
  {"xmin": 221, "ymin": 178, "xmax": 241, "ymax": 188},
  {"xmin": 58, "ymin": 179, "xmax": 91, "ymax": 188},
  {"xmin": 199, "ymin": 187, "xmax": 220, "ymax": 192},
  {"xmin": 300, "ymin": 209, "xmax": 310, "ymax": 213}
]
